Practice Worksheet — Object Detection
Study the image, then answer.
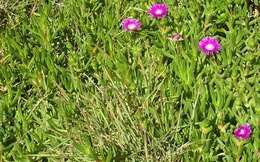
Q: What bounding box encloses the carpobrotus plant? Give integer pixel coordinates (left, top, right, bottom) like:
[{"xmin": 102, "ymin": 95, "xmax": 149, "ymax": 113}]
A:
[
  {"xmin": 198, "ymin": 37, "xmax": 221, "ymax": 56},
  {"xmin": 148, "ymin": 3, "xmax": 169, "ymax": 19},
  {"xmin": 121, "ymin": 18, "xmax": 142, "ymax": 32}
]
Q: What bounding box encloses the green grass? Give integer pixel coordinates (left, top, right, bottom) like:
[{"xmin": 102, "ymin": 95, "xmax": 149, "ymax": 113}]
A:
[{"xmin": 0, "ymin": 0, "xmax": 259, "ymax": 161}]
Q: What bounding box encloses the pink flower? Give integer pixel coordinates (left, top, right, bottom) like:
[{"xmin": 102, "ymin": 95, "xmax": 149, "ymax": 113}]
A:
[
  {"xmin": 198, "ymin": 37, "xmax": 221, "ymax": 56},
  {"xmin": 233, "ymin": 123, "xmax": 252, "ymax": 140},
  {"xmin": 148, "ymin": 3, "xmax": 169, "ymax": 19},
  {"xmin": 121, "ymin": 18, "xmax": 142, "ymax": 32}
]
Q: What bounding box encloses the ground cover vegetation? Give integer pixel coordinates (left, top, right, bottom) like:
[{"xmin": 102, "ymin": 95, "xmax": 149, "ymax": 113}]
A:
[{"xmin": 0, "ymin": 0, "xmax": 259, "ymax": 161}]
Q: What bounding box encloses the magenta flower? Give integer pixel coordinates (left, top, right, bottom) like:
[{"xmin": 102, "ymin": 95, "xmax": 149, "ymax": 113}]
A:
[
  {"xmin": 233, "ymin": 123, "xmax": 252, "ymax": 140},
  {"xmin": 148, "ymin": 3, "xmax": 169, "ymax": 19},
  {"xmin": 198, "ymin": 37, "xmax": 221, "ymax": 56},
  {"xmin": 121, "ymin": 18, "xmax": 142, "ymax": 32}
]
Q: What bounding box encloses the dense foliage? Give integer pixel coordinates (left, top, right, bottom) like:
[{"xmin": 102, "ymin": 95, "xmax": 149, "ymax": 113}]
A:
[{"xmin": 0, "ymin": 0, "xmax": 259, "ymax": 161}]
